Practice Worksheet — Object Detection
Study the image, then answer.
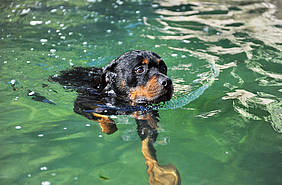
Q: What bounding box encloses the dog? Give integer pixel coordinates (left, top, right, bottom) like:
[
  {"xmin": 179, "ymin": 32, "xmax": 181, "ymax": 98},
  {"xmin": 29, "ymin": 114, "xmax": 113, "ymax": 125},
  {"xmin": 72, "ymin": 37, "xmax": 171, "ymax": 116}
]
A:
[
  {"xmin": 51, "ymin": 50, "xmax": 173, "ymax": 104},
  {"xmin": 50, "ymin": 50, "xmax": 180, "ymax": 185},
  {"xmin": 50, "ymin": 50, "xmax": 174, "ymax": 133}
]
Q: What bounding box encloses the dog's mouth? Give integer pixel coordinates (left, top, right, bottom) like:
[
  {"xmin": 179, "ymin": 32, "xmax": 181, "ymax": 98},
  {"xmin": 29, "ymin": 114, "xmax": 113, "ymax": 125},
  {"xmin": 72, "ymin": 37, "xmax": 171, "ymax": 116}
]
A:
[
  {"xmin": 129, "ymin": 76, "xmax": 174, "ymax": 104},
  {"xmin": 132, "ymin": 89, "xmax": 173, "ymax": 104}
]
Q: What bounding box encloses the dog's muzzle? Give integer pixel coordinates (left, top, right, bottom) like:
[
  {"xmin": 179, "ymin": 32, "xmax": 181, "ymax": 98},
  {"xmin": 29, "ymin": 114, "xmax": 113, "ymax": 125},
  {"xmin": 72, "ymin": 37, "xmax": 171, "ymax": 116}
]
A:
[{"xmin": 130, "ymin": 74, "xmax": 174, "ymax": 104}]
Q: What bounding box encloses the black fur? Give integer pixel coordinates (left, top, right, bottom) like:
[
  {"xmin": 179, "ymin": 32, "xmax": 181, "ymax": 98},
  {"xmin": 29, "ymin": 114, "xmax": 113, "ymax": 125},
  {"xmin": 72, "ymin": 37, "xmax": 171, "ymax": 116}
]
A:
[
  {"xmin": 50, "ymin": 50, "xmax": 173, "ymax": 104},
  {"xmin": 50, "ymin": 50, "xmax": 173, "ymax": 134}
]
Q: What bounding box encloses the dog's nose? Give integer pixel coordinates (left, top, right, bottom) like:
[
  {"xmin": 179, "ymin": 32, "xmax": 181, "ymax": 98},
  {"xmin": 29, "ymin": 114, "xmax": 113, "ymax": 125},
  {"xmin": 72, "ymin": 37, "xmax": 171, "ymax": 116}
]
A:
[{"xmin": 159, "ymin": 76, "xmax": 172, "ymax": 88}]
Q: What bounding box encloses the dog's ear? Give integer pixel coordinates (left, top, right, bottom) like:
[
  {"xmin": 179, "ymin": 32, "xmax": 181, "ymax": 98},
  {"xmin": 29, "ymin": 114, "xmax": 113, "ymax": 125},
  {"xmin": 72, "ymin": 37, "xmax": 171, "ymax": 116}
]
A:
[{"xmin": 102, "ymin": 60, "xmax": 118, "ymax": 88}]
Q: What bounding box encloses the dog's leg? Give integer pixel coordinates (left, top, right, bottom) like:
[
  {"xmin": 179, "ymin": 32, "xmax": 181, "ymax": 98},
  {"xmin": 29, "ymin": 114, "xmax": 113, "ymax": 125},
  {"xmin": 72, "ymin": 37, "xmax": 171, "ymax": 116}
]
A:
[{"xmin": 92, "ymin": 113, "xmax": 117, "ymax": 134}]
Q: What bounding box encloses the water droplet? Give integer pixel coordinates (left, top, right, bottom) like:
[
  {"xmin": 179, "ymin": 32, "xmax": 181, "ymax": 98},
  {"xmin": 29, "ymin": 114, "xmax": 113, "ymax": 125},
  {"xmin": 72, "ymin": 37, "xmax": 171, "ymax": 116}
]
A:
[
  {"xmin": 15, "ymin": 126, "xmax": 22, "ymax": 130},
  {"xmin": 45, "ymin": 20, "xmax": 51, "ymax": 25},
  {"xmin": 10, "ymin": 79, "xmax": 16, "ymax": 85},
  {"xmin": 28, "ymin": 91, "xmax": 35, "ymax": 96},
  {"xmin": 117, "ymin": 0, "xmax": 123, "ymax": 5},
  {"xmin": 41, "ymin": 181, "xmax": 51, "ymax": 185},
  {"xmin": 152, "ymin": 4, "xmax": 159, "ymax": 8},
  {"xmin": 40, "ymin": 39, "xmax": 48, "ymax": 43},
  {"xmin": 50, "ymin": 49, "xmax": 56, "ymax": 53},
  {"xmin": 50, "ymin": 9, "xmax": 57, "ymax": 13},
  {"xmin": 21, "ymin": 8, "xmax": 31, "ymax": 15},
  {"xmin": 30, "ymin": 21, "xmax": 43, "ymax": 26},
  {"xmin": 40, "ymin": 166, "xmax": 48, "ymax": 171}
]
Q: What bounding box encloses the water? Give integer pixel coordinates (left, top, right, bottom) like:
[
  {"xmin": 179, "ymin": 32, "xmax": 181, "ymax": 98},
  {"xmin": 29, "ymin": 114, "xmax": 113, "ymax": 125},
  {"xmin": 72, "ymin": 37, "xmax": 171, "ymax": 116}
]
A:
[{"xmin": 0, "ymin": 0, "xmax": 282, "ymax": 184}]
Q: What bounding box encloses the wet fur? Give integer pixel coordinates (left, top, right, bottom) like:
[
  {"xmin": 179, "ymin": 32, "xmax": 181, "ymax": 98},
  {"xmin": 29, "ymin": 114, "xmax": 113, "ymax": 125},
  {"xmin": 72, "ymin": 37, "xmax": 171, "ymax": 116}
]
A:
[{"xmin": 50, "ymin": 50, "xmax": 173, "ymax": 104}]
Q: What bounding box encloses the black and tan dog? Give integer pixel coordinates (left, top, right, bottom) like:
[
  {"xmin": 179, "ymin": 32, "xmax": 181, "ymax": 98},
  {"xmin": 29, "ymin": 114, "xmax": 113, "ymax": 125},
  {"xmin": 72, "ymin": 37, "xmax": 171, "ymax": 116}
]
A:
[
  {"xmin": 51, "ymin": 50, "xmax": 180, "ymax": 185},
  {"xmin": 52, "ymin": 50, "xmax": 173, "ymax": 104},
  {"xmin": 51, "ymin": 50, "xmax": 174, "ymax": 133}
]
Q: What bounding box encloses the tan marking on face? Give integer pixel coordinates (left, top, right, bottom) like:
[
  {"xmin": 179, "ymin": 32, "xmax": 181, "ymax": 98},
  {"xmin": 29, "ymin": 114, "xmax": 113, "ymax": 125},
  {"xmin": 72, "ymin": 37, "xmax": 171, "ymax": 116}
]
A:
[
  {"xmin": 142, "ymin": 58, "xmax": 149, "ymax": 64},
  {"xmin": 129, "ymin": 76, "xmax": 164, "ymax": 102},
  {"xmin": 156, "ymin": 58, "xmax": 161, "ymax": 64},
  {"xmin": 122, "ymin": 80, "xmax": 125, "ymax": 89}
]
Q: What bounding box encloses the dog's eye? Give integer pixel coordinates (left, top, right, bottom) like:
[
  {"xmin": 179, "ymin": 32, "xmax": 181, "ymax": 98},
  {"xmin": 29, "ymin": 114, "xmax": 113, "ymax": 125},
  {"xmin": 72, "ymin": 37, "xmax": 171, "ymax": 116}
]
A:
[{"xmin": 135, "ymin": 66, "xmax": 145, "ymax": 74}]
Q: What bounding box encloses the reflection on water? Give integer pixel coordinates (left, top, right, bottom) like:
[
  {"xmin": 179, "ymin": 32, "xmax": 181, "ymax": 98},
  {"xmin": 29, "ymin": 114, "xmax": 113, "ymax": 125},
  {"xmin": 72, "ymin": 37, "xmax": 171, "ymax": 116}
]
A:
[
  {"xmin": 153, "ymin": 0, "xmax": 282, "ymax": 50},
  {"xmin": 149, "ymin": 0, "xmax": 282, "ymax": 132},
  {"xmin": 0, "ymin": 0, "xmax": 282, "ymax": 185}
]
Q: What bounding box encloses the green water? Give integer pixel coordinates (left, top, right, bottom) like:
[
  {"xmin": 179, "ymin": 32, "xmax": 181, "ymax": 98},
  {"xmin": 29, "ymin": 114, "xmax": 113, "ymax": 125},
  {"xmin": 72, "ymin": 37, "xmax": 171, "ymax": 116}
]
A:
[{"xmin": 1, "ymin": 0, "xmax": 282, "ymax": 184}]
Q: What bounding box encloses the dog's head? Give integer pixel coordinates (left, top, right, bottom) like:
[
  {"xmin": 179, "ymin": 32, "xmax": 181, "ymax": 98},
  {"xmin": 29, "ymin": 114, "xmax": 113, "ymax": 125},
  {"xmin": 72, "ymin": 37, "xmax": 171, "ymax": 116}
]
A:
[{"xmin": 103, "ymin": 50, "xmax": 173, "ymax": 104}]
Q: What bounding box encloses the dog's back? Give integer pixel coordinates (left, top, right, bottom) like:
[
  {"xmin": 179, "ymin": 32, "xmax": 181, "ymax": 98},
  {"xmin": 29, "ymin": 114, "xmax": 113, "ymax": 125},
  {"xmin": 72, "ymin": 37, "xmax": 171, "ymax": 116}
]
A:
[{"xmin": 49, "ymin": 67, "xmax": 105, "ymax": 91}]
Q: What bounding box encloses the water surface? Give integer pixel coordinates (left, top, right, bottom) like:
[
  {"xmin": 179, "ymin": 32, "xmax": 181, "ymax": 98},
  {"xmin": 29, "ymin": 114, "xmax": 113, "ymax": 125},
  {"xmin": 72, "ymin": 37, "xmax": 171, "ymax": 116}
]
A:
[{"xmin": 0, "ymin": 0, "xmax": 282, "ymax": 184}]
